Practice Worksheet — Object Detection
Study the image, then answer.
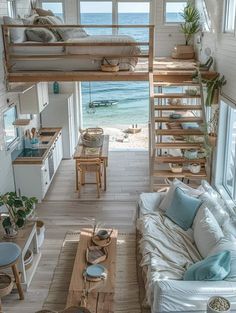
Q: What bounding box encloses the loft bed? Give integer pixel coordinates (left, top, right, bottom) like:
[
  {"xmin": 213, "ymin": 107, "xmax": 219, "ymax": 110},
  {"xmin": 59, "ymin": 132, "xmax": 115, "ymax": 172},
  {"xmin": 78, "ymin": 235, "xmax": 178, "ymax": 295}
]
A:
[{"xmin": 1, "ymin": 23, "xmax": 155, "ymax": 82}]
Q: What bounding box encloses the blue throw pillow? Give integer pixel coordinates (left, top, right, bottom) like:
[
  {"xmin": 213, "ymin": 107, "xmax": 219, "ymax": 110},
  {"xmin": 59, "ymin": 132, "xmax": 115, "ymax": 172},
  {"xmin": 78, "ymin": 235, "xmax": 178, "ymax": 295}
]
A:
[
  {"xmin": 165, "ymin": 187, "xmax": 202, "ymax": 230},
  {"xmin": 184, "ymin": 251, "xmax": 231, "ymax": 281}
]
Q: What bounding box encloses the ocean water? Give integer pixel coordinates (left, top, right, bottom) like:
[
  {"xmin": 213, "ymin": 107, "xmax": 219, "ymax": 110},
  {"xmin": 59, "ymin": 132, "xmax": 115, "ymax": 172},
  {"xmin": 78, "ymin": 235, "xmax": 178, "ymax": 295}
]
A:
[{"xmin": 81, "ymin": 13, "xmax": 151, "ymax": 127}]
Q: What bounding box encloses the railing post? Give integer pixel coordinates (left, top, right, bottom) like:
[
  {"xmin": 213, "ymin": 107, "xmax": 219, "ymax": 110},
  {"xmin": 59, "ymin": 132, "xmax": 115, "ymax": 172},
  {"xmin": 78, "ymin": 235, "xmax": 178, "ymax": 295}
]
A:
[
  {"xmin": 2, "ymin": 25, "xmax": 11, "ymax": 74},
  {"xmin": 148, "ymin": 26, "xmax": 154, "ymax": 73}
]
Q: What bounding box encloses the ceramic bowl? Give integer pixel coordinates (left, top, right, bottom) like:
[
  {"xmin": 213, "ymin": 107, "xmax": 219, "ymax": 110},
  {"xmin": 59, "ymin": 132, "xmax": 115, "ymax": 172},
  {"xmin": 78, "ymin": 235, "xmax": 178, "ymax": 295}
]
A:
[
  {"xmin": 189, "ymin": 163, "xmax": 201, "ymax": 174},
  {"xmin": 169, "ymin": 113, "xmax": 182, "ymax": 119},
  {"xmin": 97, "ymin": 229, "xmax": 109, "ymax": 240},
  {"xmin": 184, "ymin": 149, "xmax": 198, "ymax": 160},
  {"xmin": 207, "ymin": 296, "xmax": 231, "ymax": 313}
]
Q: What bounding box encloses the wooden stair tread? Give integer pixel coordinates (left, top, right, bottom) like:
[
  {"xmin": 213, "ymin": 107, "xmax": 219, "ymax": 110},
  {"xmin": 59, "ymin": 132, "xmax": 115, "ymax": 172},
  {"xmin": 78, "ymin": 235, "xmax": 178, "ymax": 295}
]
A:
[
  {"xmin": 155, "ymin": 156, "xmax": 206, "ymax": 163},
  {"xmin": 153, "ymin": 82, "xmax": 200, "ymax": 87},
  {"xmin": 154, "ymin": 105, "xmax": 202, "ymax": 111},
  {"xmin": 154, "ymin": 93, "xmax": 201, "ymax": 99},
  {"xmin": 155, "ymin": 117, "xmax": 203, "ymax": 123},
  {"xmin": 156, "ymin": 129, "xmax": 204, "ymax": 136},
  {"xmin": 153, "ymin": 169, "xmax": 207, "ymax": 178},
  {"xmin": 156, "ymin": 142, "xmax": 203, "ymax": 149}
]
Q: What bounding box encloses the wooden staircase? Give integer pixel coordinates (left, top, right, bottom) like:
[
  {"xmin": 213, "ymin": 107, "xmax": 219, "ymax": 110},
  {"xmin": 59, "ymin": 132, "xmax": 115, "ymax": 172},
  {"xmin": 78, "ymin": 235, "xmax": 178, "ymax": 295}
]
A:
[{"xmin": 149, "ymin": 73, "xmax": 210, "ymax": 191}]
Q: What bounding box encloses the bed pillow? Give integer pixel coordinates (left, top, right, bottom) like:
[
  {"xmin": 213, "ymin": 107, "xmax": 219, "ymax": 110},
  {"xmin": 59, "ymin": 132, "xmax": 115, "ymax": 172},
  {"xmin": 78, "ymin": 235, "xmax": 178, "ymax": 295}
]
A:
[
  {"xmin": 193, "ymin": 207, "xmax": 224, "ymax": 258},
  {"xmin": 184, "ymin": 251, "xmax": 231, "ymax": 281},
  {"xmin": 159, "ymin": 178, "xmax": 203, "ymax": 212},
  {"xmin": 34, "ymin": 16, "xmax": 63, "ymax": 40},
  {"xmin": 165, "ymin": 187, "xmax": 202, "ymax": 231},
  {"xmin": 22, "ymin": 14, "xmax": 39, "ymax": 25},
  {"xmin": 58, "ymin": 28, "xmax": 88, "ymax": 41},
  {"xmin": 35, "ymin": 7, "xmax": 55, "ymax": 17},
  {"xmin": 222, "ymin": 216, "xmax": 236, "ymax": 238},
  {"xmin": 25, "ymin": 28, "xmax": 57, "ymax": 42},
  {"xmin": 3, "ymin": 16, "xmax": 26, "ymax": 43},
  {"xmin": 139, "ymin": 192, "xmax": 166, "ymax": 214}
]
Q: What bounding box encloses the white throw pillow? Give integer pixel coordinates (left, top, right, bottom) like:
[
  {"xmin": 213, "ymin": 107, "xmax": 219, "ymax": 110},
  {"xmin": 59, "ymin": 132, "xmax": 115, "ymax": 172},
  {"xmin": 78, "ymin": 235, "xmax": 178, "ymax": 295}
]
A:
[
  {"xmin": 208, "ymin": 236, "xmax": 236, "ymax": 281},
  {"xmin": 159, "ymin": 179, "xmax": 203, "ymax": 212},
  {"xmin": 3, "ymin": 16, "xmax": 26, "ymax": 43},
  {"xmin": 58, "ymin": 28, "xmax": 88, "ymax": 40},
  {"xmin": 199, "ymin": 192, "xmax": 229, "ymax": 226},
  {"xmin": 139, "ymin": 192, "xmax": 166, "ymax": 214},
  {"xmin": 193, "ymin": 207, "xmax": 224, "ymax": 258},
  {"xmin": 222, "ymin": 216, "xmax": 236, "ymax": 238}
]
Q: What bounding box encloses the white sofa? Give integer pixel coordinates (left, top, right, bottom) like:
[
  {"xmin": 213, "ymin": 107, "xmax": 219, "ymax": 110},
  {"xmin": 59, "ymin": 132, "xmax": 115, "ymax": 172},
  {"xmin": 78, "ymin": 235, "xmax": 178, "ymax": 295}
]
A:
[{"xmin": 137, "ymin": 179, "xmax": 236, "ymax": 313}]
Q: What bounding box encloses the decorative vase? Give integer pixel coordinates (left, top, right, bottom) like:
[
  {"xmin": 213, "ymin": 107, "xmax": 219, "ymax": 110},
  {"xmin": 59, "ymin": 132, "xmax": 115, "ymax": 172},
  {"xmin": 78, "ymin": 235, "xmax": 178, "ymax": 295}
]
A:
[
  {"xmin": 4, "ymin": 225, "xmax": 18, "ymax": 238},
  {"xmin": 53, "ymin": 81, "xmax": 59, "ymax": 94},
  {"xmin": 209, "ymin": 134, "xmax": 217, "ymax": 147},
  {"xmin": 207, "ymin": 296, "xmax": 231, "ymax": 313},
  {"xmin": 184, "ymin": 149, "xmax": 198, "ymax": 160},
  {"xmin": 36, "ymin": 220, "xmax": 45, "ymax": 248},
  {"xmin": 189, "ymin": 163, "xmax": 201, "ymax": 174}
]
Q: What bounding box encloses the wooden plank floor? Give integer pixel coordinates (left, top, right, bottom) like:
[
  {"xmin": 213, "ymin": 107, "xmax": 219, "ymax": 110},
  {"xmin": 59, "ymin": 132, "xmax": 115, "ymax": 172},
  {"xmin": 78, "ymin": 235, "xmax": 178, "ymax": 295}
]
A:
[{"xmin": 2, "ymin": 151, "xmax": 149, "ymax": 313}]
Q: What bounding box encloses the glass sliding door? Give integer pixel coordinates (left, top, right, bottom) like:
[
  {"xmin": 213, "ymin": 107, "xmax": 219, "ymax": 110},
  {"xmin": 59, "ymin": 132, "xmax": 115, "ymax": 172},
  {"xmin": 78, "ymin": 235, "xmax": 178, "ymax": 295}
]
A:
[{"xmin": 80, "ymin": 1, "xmax": 112, "ymax": 35}]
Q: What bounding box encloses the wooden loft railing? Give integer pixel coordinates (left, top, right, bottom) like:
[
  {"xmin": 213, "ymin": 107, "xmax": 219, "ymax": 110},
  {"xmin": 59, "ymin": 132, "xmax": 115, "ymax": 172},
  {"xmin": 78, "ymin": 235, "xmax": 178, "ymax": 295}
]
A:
[{"xmin": 1, "ymin": 24, "xmax": 155, "ymax": 82}]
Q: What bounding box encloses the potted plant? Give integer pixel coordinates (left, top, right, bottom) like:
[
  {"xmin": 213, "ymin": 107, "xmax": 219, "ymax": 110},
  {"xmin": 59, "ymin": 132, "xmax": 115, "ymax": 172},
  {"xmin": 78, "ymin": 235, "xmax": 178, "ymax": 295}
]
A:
[
  {"xmin": 203, "ymin": 74, "xmax": 227, "ymax": 107},
  {"xmin": 207, "ymin": 107, "xmax": 219, "ymax": 147},
  {"xmin": 207, "ymin": 296, "xmax": 231, "ymax": 313},
  {"xmin": 0, "ymin": 192, "xmax": 38, "ymax": 237},
  {"xmin": 172, "ymin": 2, "xmax": 200, "ymax": 59}
]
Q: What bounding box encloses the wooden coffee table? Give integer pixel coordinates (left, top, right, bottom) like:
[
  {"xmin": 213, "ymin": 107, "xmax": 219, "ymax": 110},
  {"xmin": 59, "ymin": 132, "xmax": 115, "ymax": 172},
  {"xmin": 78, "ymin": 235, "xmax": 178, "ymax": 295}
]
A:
[{"xmin": 66, "ymin": 229, "xmax": 118, "ymax": 313}]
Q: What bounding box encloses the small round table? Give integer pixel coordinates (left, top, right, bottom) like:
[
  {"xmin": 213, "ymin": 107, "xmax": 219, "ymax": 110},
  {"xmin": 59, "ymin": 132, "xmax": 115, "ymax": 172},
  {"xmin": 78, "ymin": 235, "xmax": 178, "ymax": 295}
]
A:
[{"xmin": 0, "ymin": 242, "xmax": 24, "ymax": 310}]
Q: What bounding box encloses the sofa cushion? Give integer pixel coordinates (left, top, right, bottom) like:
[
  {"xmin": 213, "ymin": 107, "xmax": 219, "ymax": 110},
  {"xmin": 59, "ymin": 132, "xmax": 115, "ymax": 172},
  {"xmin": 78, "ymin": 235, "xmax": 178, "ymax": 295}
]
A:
[
  {"xmin": 159, "ymin": 179, "xmax": 203, "ymax": 212},
  {"xmin": 184, "ymin": 251, "xmax": 231, "ymax": 281},
  {"xmin": 165, "ymin": 187, "xmax": 202, "ymax": 231},
  {"xmin": 25, "ymin": 27, "xmax": 57, "ymax": 42},
  {"xmin": 34, "ymin": 16, "xmax": 63, "ymax": 40},
  {"xmin": 35, "ymin": 7, "xmax": 55, "ymax": 17},
  {"xmin": 138, "ymin": 192, "xmax": 166, "ymax": 215},
  {"xmin": 3, "ymin": 16, "xmax": 26, "ymax": 43},
  {"xmin": 208, "ymin": 236, "xmax": 236, "ymax": 281},
  {"xmin": 193, "ymin": 207, "xmax": 224, "ymax": 258},
  {"xmin": 199, "ymin": 191, "xmax": 229, "ymax": 226}
]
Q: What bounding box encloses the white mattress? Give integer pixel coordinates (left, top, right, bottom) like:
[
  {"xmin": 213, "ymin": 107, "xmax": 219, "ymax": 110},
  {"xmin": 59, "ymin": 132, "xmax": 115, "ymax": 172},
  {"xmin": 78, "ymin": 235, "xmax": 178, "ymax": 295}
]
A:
[{"xmin": 10, "ymin": 35, "xmax": 140, "ymax": 71}]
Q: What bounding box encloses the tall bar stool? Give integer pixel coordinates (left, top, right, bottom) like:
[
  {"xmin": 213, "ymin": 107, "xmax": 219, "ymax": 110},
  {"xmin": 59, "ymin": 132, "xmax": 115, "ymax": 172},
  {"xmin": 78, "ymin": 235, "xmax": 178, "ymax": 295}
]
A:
[
  {"xmin": 0, "ymin": 242, "xmax": 24, "ymax": 309},
  {"xmin": 76, "ymin": 158, "xmax": 102, "ymax": 198}
]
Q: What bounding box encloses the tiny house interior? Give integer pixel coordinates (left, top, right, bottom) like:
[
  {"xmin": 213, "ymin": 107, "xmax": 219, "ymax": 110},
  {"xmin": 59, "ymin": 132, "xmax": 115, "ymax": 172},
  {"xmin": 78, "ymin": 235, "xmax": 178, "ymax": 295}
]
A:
[{"xmin": 0, "ymin": 1, "xmax": 236, "ymax": 313}]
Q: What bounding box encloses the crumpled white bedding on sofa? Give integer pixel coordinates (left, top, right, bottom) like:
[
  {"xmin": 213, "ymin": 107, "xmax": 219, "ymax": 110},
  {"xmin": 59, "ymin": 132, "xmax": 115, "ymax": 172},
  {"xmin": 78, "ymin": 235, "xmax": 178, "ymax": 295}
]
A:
[{"xmin": 137, "ymin": 192, "xmax": 236, "ymax": 313}]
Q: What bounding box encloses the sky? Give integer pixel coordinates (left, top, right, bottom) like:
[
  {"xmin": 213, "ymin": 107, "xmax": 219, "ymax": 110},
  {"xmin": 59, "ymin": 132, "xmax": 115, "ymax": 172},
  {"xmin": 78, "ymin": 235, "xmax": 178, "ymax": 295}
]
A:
[{"xmin": 43, "ymin": 1, "xmax": 183, "ymax": 14}]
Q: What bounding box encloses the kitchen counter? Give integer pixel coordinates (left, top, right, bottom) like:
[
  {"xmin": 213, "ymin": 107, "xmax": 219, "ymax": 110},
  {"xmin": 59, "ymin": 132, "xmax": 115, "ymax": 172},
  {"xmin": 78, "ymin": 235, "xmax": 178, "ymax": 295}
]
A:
[{"xmin": 13, "ymin": 128, "xmax": 62, "ymax": 165}]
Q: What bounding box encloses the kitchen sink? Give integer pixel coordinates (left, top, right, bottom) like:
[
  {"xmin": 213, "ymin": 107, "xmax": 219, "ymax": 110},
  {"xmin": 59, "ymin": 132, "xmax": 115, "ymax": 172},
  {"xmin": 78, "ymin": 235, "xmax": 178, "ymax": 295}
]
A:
[{"xmin": 40, "ymin": 131, "xmax": 56, "ymax": 137}]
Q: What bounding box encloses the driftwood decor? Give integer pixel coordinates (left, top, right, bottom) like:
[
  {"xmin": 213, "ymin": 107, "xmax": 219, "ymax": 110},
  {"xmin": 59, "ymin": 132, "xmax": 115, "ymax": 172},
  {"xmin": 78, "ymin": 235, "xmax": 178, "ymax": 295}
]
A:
[{"xmin": 86, "ymin": 245, "xmax": 107, "ymax": 264}]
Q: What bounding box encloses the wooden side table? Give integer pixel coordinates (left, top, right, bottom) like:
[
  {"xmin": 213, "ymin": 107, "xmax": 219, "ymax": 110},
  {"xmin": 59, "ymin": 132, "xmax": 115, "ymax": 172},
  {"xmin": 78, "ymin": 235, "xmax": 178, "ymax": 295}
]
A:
[
  {"xmin": 66, "ymin": 229, "xmax": 118, "ymax": 313},
  {"xmin": 0, "ymin": 222, "xmax": 41, "ymax": 290}
]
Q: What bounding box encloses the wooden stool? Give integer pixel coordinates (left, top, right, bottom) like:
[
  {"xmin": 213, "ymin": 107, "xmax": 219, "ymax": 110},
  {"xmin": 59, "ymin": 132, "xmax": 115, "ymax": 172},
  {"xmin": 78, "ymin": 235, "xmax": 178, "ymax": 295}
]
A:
[
  {"xmin": 0, "ymin": 242, "xmax": 24, "ymax": 309},
  {"xmin": 76, "ymin": 158, "xmax": 102, "ymax": 198}
]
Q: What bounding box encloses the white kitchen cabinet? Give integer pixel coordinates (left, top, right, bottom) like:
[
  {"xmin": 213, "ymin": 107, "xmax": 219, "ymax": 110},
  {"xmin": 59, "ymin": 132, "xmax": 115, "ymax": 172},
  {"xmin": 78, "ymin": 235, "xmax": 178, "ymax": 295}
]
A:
[
  {"xmin": 13, "ymin": 157, "xmax": 50, "ymax": 202},
  {"xmin": 52, "ymin": 131, "xmax": 63, "ymax": 172},
  {"xmin": 42, "ymin": 94, "xmax": 77, "ymax": 159},
  {"xmin": 19, "ymin": 82, "xmax": 49, "ymax": 114}
]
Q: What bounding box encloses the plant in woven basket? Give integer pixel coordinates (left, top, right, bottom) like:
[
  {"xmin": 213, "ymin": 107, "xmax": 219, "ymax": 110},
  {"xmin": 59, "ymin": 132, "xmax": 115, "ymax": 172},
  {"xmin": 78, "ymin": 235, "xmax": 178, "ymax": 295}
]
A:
[{"xmin": 0, "ymin": 192, "xmax": 38, "ymax": 236}]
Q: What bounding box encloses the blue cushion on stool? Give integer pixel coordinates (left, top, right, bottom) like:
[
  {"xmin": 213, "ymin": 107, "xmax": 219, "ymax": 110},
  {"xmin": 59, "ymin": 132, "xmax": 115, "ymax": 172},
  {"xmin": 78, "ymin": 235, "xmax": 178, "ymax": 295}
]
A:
[{"xmin": 0, "ymin": 242, "xmax": 21, "ymax": 267}]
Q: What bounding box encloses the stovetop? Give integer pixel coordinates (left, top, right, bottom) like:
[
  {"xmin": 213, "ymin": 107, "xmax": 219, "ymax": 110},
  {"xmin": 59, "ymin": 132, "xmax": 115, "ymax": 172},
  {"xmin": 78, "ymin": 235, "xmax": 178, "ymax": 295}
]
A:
[{"xmin": 18, "ymin": 148, "xmax": 47, "ymax": 158}]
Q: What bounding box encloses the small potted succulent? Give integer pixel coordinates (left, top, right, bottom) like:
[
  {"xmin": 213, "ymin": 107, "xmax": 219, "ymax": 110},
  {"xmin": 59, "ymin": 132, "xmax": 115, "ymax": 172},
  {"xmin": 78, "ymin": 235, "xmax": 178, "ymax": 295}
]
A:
[
  {"xmin": 0, "ymin": 192, "xmax": 38, "ymax": 238},
  {"xmin": 207, "ymin": 296, "xmax": 231, "ymax": 313}
]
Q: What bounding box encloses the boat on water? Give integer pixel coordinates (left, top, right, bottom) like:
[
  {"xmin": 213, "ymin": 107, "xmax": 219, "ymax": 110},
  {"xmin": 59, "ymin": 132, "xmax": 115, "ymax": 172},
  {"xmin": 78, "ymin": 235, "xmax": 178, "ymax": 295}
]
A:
[{"xmin": 89, "ymin": 100, "xmax": 118, "ymax": 108}]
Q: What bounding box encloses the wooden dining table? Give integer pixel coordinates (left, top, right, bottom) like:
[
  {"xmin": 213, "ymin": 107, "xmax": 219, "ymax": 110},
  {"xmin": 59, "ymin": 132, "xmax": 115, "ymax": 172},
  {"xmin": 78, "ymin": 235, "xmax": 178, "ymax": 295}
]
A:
[{"xmin": 73, "ymin": 134, "xmax": 109, "ymax": 191}]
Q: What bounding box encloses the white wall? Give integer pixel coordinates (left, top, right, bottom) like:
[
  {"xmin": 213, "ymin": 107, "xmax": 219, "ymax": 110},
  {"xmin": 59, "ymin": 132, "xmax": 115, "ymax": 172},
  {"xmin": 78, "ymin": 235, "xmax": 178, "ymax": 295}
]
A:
[{"xmin": 196, "ymin": 0, "xmax": 236, "ymax": 103}]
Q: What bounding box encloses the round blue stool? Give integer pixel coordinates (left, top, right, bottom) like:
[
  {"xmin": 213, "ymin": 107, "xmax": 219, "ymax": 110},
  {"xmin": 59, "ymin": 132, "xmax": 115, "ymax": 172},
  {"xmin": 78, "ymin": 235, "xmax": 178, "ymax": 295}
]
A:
[{"xmin": 0, "ymin": 242, "xmax": 24, "ymax": 300}]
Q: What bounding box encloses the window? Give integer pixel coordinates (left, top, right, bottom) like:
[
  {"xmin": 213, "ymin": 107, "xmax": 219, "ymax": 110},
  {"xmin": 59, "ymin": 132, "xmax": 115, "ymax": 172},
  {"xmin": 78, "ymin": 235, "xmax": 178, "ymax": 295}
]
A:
[
  {"xmin": 41, "ymin": 1, "xmax": 64, "ymax": 20},
  {"xmin": 224, "ymin": 0, "xmax": 236, "ymax": 33},
  {"xmin": 80, "ymin": 1, "xmax": 112, "ymax": 35},
  {"xmin": 118, "ymin": 2, "xmax": 150, "ymax": 41},
  {"xmin": 223, "ymin": 106, "xmax": 236, "ymax": 198},
  {"xmin": 3, "ymin": 106, "xmax": 18, "ymax": 149},
  {"xmin": 164, "ymin": 1, "xmax": 187, "ymax": 23}
]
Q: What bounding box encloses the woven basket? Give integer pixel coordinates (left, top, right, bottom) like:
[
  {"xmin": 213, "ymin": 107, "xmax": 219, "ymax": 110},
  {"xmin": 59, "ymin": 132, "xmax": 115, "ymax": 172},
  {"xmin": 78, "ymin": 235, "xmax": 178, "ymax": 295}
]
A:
[
  {"xmin": 101, "ymin": 57, "xmax": 119, "ymax": 72},
  {"xmin": 81, "ymin": 128, "xmax": 104, "ymax": 147},
  {"xmin": 0, "ymin": 272, "xmax": 13, "ymax": 297}
]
